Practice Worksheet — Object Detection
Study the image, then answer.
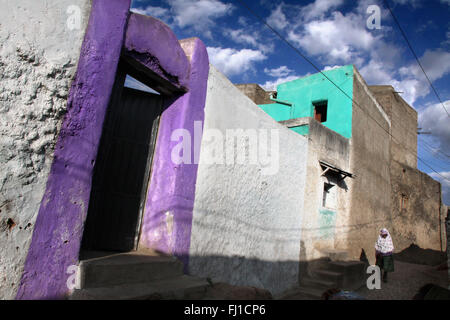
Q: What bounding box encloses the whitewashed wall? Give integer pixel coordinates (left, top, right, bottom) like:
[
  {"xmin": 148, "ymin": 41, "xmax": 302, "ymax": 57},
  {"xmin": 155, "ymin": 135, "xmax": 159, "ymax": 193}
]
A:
[
  {"xmin": 0, "ymin": 0, "xmax": 91, "ymax": 299},
  {"xmin": 189, "ymin": 66, "xmax": 309, "ymax": 295}
]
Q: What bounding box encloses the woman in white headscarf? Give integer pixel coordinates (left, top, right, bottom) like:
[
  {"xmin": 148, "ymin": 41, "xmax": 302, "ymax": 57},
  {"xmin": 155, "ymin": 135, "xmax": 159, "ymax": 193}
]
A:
[{"xmin": 375, "ymin": 228, "xmax": 395, "ymax": 283}]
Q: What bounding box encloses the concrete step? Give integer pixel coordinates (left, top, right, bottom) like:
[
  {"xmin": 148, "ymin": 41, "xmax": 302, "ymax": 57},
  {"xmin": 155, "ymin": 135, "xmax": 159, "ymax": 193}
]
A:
[
  {"xmin": 313, "ymin": 269, "xmax": 344, "ymax": 285},
  {"xmin": 79, "ymin": 251, "xmax": 184, "ymax": 289},
  {"xmin": 70, "ymin": 275, "xmax": 210, "ymax": 300},
  {"xmin": 325, "ymin": 261, "xmax": 367, "ymax": 290}
]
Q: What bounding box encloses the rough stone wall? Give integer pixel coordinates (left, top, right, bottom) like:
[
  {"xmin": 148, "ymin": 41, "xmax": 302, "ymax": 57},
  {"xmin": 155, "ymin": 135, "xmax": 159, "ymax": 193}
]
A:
[
  {"xmin": 285, "ymin": 117, "xmax": 351, "ymax": 266},
  {"xmin": 235, "ymin": 83, "xmax": 275, "ymax": 105},
  {"xmin": 0, "ymin": 0, "xmax": 91, "ymax": 299},
  {"xmin": 189, "ymin": 66, "xmax": 309, "ymax": 295},
  {"xmin": 446, "ymin": 207, "xmax": 450, "ymax": 288},
  {"xmin": 370, "ymin": 86, "xmax": 444, "ymax": 254},
  {"xmin": 369, "ymin": 85, "xmax": 418, "ymax": 168},
  {"xmin": 345, "ymin": 69, "xmax": 392, "ymax": 263},
  {"xmin": 390, "ymin": 160, "xmax": 445, "ymax": 252}
]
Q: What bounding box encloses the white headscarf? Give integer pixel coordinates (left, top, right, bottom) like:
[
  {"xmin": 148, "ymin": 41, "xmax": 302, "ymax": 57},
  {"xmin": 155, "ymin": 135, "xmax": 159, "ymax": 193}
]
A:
[{"xmin": 375, "ymin": 228, "xmax": 394, "ymax": 253}]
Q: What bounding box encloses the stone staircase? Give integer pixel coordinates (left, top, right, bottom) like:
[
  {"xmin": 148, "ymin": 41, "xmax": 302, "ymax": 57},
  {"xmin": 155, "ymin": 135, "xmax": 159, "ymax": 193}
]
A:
[
  {"xmin": 295, "ymin": 250, "xmax": 367, "ymax": 299},
  {"xmin": 70, "ymin": 249, "xmax": 209, "ymax": 300}
]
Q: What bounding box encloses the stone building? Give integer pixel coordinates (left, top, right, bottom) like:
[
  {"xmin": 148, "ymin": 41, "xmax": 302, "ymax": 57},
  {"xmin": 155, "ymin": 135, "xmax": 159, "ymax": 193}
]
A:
[
  {"xmin": 235, "ymin": 83, "xmax": 275, "ymax": 105},
  {"xmin": 240, "ymin": 65, "xmax": 446, "ymax": 268},
  {"xmin": 446, "ymin": 207, "xmax": 450, "ymax": 289},
  {"xmin": 0, "ymin": 0, "xmax": 446, "ymax": 300}
]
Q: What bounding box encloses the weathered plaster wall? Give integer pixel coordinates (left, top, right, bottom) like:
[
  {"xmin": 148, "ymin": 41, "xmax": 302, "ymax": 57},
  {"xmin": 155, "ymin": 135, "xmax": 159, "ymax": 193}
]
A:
[
  {"xmin": 369, "ymin": 85, "xmax": 417, "ymax": 168},
  {"xmin": 370, "ymin": 86, "xmax": 443, "ymax": 254},
  {"xmin": 189, "ymin": 66, "xmax": 309, "ymax": 295},
  {"xmin": 16, "ymin": 0, "xmax": 132, "ymax": 300},
  {"xmin": 139, "ymin": 37, "xmax": 209, "ymax": 269},
  {"xmin": 121, "ymin": 14, "xmax": 209, "ymax": 269},
  {"xmin": 345, "ymin": 69, "xmax": 392, "ymax": 263},
  {"xmin": 390, "ymin": 160, "xmax": 445, "ymax": 252},
  {"xmin": 123, "ymin": 13, "xmax": 190, "ymax": 93},
  {"xmin": 294, "ymin": 117, "xmax": 351, "ymax": 268},
  {"xmin": 0, "ymin": 0, "xmax": 91, "ymax": 299}
]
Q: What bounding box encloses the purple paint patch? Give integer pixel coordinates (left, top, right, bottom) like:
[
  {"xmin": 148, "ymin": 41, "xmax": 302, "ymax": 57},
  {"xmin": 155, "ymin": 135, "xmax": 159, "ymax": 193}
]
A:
[
  {"xmin": 139, "ymin": 38, "xmax": 209, "ymax": 270},
  {"xmin": 17, "ymin": 0, "xmax": 209, "ymax": 299},
  {"xmin": 124, "ymin": 13, "xmax": 190, "ymax": 91},
  {"xmin": 16, "ymin": 0, "xmax": 131, "ymax": 299}
]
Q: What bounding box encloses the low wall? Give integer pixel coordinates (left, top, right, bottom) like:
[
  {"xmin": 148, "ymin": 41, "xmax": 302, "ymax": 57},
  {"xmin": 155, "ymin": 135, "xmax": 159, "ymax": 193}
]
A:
[
  {"xmin": 188, "ymin": 66, "xmax": 309, "ymax": 295},
  {"xmin": 391, "ymin": 160, "xmax": 445, "ymax": 252}
]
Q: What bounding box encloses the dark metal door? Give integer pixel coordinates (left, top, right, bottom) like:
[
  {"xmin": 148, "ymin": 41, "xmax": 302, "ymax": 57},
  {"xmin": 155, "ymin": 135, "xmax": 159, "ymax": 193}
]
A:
[{"xmin": 82, "ymin": 79, "xmax": 162, "ymax": 252}]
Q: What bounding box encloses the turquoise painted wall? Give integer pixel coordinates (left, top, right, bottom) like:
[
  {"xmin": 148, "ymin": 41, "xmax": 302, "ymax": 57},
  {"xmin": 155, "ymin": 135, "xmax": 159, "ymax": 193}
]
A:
[
  {"xmin": 291, "ymin": 125, "xmax": 309, "ymax": 135},
  {"xmin": 318, "ymin": 208, "xmax": 337, "ymax": 239},
  {"xmin": 259, "ymin": 102, "xmax": 291, "ymax": 121},
  {"xmin": 258, "ymin": 65, "xmax": 354, "ymax": 138}
]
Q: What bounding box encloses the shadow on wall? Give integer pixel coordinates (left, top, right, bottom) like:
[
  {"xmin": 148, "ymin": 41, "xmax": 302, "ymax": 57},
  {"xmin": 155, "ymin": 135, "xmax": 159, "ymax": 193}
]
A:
[
  {"xmin": 394, "ymin": 244, "xmax": 448, "ymax": 267},
  {"xmin": 188, "ymin": 255, "xmax": 303, "ymax": 296}
]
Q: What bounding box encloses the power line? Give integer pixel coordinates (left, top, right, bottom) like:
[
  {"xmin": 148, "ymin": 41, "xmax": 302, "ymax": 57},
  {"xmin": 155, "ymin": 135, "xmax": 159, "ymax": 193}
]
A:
[
  {"xmin": 419, "ymin": 138, "xmax": 450, "ymax": 163},
  {"xmin": 383, "ymin": 0, "xmax": 450, "ymax": 117},
  {"xmin": 234, "ymin": 0, "xmax": 450, "ymax": 182}
]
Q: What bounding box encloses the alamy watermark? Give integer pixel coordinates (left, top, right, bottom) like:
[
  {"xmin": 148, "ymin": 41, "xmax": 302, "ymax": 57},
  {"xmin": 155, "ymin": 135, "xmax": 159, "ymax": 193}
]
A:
[
  {"xmin": 366, "ymin": 265, "xmax": 382, "ymax": 289},
  {"xmin": 366, "ymin": 5, "xmax": 381, "ymax": 30},
  {"xmin": 170, "ymin": 121, "xmax": 280, "ymax": 176},
  {"xmin": 66, "ymin": 5, "xmax": 82, "ymax": 30},
  {"xmin": 66, "ymin": 264, "xmax": 78, "ymax": 290}
]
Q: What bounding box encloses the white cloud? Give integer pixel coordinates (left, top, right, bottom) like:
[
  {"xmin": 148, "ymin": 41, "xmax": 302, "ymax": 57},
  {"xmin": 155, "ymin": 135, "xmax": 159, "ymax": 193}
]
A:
[
  {"xmin": 382, "ymin": 49, "xmax": 450, "ymax": 104},
  {"xmin": 131, "ymin": 5, "xmax": 171, "ymax": 23},
  {"xmin": 359, "ymin": 60, "xmax": 426, "ymax": 104},
  {"xmin": 261, "ymin": 75, "xmax": 304, "ymax": 91},
  {"xmin": 238, "ymin": 16, "xmax": 248, "ymax": 26},
  {"xmin": 429, "ymin": 171, "xmax": 450, "ymax": 205},
  {"xmin": 224, "ymin": 28, "xmax": 273, "ymax": 54},
  {"xmin": 418, "ymin": 100, "xmax": 450, "ymax": 152},
  {"xmin": 261, "ymin": 64, "xmax": 306, "ymax": 90},
  {"xmin": 287, "ymin": 11, "xmax": 378, "ymax": 64},
  {"xmin": 207, "ymin": 47, "xmax": 267, "ymax": 76},
  {"xmin": 167, "ymin": 0, "xmax": 234, "ymax": 37},
  {"xmin": 401, "ymin": 49, "xmax": 450, "ymax": 82},
  {"xmin": 323, "ymin": 65, "xmax": 342, "ymax": 71},
  {"xmin": 443, "ymin": 27, "xmax": 450, "ymax": 47},
  {"xmin": 264, "ymin": 66, "xmax": 294, "ymax": 77},
  {"xmin": 300, "ymin": 0, "xmax": 344, "ymax": 22},
  {"xmin": 274, "ymin": 0, "xmax": 449, "ymax": 108},
  {"xmin": 266, "ymin": 4, "xmax": 288, "ymax": 30},
  {"xmin": 261, "ymin": 64, "xmax": 346, "ymax": 91}
]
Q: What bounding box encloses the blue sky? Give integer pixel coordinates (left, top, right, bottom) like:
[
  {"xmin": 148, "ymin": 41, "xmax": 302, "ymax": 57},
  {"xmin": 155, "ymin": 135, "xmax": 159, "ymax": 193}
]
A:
[{"xmin": 130, "ymin": 0, "xmax": 450, "ymax": 204}]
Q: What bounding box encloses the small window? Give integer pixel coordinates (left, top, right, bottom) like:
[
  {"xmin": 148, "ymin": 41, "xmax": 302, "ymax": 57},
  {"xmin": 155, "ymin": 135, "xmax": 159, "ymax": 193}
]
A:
[
  {"xmin": 400, "ymin": 194, "xmax": 408, "ymax": 210},
  {"xmin": 313, "ymin": 100, "xmax": 328, "ymax": 122},
  {"xmin": 322, "ymin": 182, "xmax": 336, "ymax": 209}
]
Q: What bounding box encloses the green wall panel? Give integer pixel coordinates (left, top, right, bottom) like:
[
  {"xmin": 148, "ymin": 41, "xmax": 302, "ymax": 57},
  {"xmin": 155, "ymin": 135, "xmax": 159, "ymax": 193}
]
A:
[{"xmin": 258, "ymin": 65, "xmax": 354, "ymax": 138}]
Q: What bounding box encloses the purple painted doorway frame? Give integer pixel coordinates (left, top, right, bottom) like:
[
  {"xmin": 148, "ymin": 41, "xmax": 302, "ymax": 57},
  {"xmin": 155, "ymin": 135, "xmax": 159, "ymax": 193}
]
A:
[{"xmin": 16, "ymin": 0, "xmax": 209, "ymax": 299}]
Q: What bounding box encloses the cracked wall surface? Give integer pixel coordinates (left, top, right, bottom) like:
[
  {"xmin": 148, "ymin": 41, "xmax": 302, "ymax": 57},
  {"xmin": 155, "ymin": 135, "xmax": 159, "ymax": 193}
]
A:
[{"xmin": 0, "ymin": 0, "xmax": 91, "ymax": 299}]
